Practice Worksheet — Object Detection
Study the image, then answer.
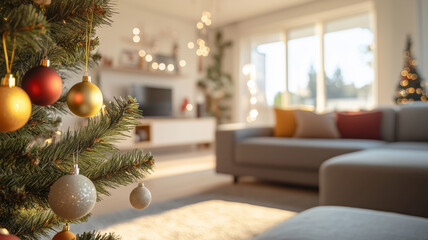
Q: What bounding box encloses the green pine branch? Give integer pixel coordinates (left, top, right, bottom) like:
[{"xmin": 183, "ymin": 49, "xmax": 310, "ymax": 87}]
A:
[
  {"xmin": 0, "ymin": 98, "xmax": 155, "ymax": 239},
  {"xmin": 0, "ymin": 1, "xmax": 154, "ymax": 240},
  {"xmin": 78, "ymin": 232, "xmax": 121, "ymax": 240}
]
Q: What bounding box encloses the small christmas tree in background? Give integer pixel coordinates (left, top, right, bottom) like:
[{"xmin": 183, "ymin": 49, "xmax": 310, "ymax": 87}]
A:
[
  {"xmin": 0, "ymin": 1, "xmax": 154, "ymax": 240},
  {"xmin": 394, "ymin": 36, "xmax": 427, "ymax": 104}
]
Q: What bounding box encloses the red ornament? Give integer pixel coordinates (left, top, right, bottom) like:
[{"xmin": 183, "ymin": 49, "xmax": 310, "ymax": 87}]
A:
[
  {"xmin": 22, "ymin": 59, "xmax": 62, "ymax": 106},
  {"xmin": 0, "ymin": 228, "xmax": 20, "ymax": 240},
  {"xmin": 181, "ymin": 98, "xmax": 189, "ymax": 112}
]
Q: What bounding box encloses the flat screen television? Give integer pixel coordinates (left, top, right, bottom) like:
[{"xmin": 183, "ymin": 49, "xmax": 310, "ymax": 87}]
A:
[{"xmin": 130, "ymin": 85, "xmax": 173, "ymax": 117}]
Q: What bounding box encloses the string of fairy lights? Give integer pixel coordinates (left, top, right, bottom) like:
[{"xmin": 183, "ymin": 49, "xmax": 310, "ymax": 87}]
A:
[
  {"xmin": 242, "ymin": 64, "xmax": 259, "ymax": 122},
  {"xmin": 130, "ymin": 10, "xmax": 212, "ymax": 72},
  {"xmin": 131, "ymin": 27, "xmax": 187, "ymax": 73},
  {"xmin": 188, "ymin": 11, "xmax": 211, "ymax": 57}
]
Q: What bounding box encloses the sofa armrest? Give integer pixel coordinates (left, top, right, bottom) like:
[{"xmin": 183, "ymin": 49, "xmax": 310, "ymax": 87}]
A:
[{"xmin": 216, "ymin": 125, "xmax": 273, "ymax": 174}]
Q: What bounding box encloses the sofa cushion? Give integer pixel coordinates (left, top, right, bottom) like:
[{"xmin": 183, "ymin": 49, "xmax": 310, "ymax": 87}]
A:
[
  {"xmin": 397, "ymin": 103, "xmax": 428, "ymax": 141},
  {"xmin": 273, "ymin": 108, "xmax": 296, "ymax": 137},
  {"xmin": 336, "ymin": 110, "xmax": 382, "ymax": 140},
  {"xmin": 253, "ymin": 206, "xmax": 428, "ymax": 240},
  {"xmin": 293, "ymin": 111, "xmax": 340, "ymax": 138},
  {"xmin": 375, "ymin": 107, "xmax": 396, "ymax": 142},
  {"xmin": 235, "ymin": 137, "xmax": 386, "ymax": 170}
]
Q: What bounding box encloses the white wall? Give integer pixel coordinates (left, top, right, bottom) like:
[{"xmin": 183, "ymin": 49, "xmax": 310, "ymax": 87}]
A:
[
  {"xmin": 62, "ymin": 0, "xmax": 200, "ymax": 129},
  {"xmin": 96, "ymin": 1, "xmax": 200, "ymax": 115},
  {"xmin": 418, "ymin": 0, "xmax": 428, "ymax": 83},
  {"xmin": 217, "ymin": 0, "xmax": 421, "ymax": 123},
  {"xmin": 375, "ymin": 0, "xmax": 418, "ymax": 105}
]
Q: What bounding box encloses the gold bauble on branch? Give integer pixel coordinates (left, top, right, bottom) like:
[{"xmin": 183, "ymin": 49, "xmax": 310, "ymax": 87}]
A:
[
  {"xmin": 52, "ymin": 224, "xmax": 76, "ymax": 240},
  {"xmin": 67, "ymin": 75, "xmax": 103, "ymax": 118},
  {"xmin": 0, "ymin": 74, "xmax": 32, "ymax": 132}
]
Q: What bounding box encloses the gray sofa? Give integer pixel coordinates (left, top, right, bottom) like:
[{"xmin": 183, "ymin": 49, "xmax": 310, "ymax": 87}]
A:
[
  {"xmin": 216, "ymin": 104, "xmax": 428, "ymax": 217},
  {"xmin": 253, "ymin": 206, "xmax": 428, "ymax": 240},
  {"xmin": 216, "ymin": 107, "xmax": 397, "ymax": 187}
]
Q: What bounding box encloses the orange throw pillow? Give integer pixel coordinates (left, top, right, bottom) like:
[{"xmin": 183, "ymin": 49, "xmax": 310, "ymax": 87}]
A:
[{"xmin": 274, "ymin": 108, "xmax": 297, "ymax": 137}]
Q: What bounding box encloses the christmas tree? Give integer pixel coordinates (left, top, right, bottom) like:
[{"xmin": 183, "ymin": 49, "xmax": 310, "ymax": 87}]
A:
[
  {"xmin": 394, "ymin": 36, "xmax": 427, "ymax": 104},
  {"xmin": 0, "ymin": 1, "xmax": 154, "ymax": 240}
]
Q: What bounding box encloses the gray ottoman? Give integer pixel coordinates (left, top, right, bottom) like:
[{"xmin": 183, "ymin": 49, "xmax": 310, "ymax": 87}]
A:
[
  {"xmin": 320, "ymin": 149, "xmax": 428, "ymax": 218},
  {"xmin": 253, "ymin": 206, "xmax": 428, "ymax": 240}
]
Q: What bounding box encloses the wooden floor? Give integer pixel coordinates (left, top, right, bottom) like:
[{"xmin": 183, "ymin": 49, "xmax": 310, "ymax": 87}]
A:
[
  {"xmin": 92, "ymin": 148, "xmax": 231, "ymax": 216},
  {"xmin": 92, "ymin": 147, "xmax": 319, "ymax": 217}
]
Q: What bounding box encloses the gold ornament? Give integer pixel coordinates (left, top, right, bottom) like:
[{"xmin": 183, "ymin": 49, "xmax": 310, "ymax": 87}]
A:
[
  {"xmin": 67, "ymin": 75, "xmax": 103, "ymax": 117},
  {"xmin": 52, "ymin": 224, "xmax": 76, "ymax": 240},
  {"xmin": 0, "ymin": 74, "xmax": 32, "ymax": 132}
]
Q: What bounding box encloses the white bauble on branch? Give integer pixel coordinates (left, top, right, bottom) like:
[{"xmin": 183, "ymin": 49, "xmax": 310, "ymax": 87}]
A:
[
  {"xmin": 130, "ymin": 183, "xmax": 152, "ymax": 210},
  {"xmin": 48, "ymin": 164, "xmax": 97, "ymax": 220}
]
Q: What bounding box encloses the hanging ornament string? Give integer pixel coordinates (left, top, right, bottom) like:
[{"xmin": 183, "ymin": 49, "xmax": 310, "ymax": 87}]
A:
[
  {"xmin": 85, "ymin": 2, "xmax": 95, "ymax": 75},
  {"xmin": 2, "ymin": 32, "xmax": 17, "ymax": 74}
]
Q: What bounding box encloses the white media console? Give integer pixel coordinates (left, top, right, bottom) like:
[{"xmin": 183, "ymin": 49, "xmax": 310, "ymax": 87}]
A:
[{"xmin": 116, "ymin": 117, "xmax": 216, "ymax": 150}]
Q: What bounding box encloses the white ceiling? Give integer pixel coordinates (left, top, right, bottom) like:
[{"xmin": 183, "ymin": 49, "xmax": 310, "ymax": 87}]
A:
[{"xmin": 126, "ymin": 0, "xmax": 317, "ymax": 27}]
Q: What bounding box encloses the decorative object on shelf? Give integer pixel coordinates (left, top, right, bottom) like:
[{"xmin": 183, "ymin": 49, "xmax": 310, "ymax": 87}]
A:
[
  {"xmin": 0, "ymin": 33, "xmax": 32, "ymax": 133},
  {"xmin": 180, "ymin": 97, "xmax": 194, "ymax": 117},
  {"xmin": 0, "ymin": 228, "xmax": 20, "ymax": 240},
  {"xmin": 67, "ymin": 8, "xmax": 103, "ymax": 117},
  {"xmin": 394, "ymin": 35, "xmax": 427, "ymax": 104},
  {"xmin": 22, "ymin": 58, "xmax": 62, "ymax": 106},
  {"xmin": 119, "ymin": 49, "xmax": 139, "ymax": 68},
  {"xmin": 48, "ymin": 164, "xmax": 97, "ymax": 220},
  {"xmin": 197, "ymin": 32, "xmax": 233, "ymax": 124},
  {"xmin": 52, "ymin": 224, "xmax": 76, "ymax": 240},
  {"xmin": 129, "ymin": 182, "xmax": 152, "ymax": 210}
]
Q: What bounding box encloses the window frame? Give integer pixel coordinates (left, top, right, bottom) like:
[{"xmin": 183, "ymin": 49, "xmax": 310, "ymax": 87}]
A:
[{"xmin": 282, "ymin": 13, "xmax": 376, "ymax": 112}]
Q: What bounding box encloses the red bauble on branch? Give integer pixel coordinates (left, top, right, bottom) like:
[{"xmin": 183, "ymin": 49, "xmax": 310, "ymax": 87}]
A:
[
  {"xmin": 22, "ymin": 59, "xmax": 62, "ymax": 106},
  {"xmin": 0, "ymin": 228, "xmax": 20, "ymax": 240}
]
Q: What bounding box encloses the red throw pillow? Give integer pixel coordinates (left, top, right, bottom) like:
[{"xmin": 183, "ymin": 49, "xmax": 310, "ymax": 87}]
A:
[{"xmin": 336, "ymin": 111, "xmax": 382, "ymax": 140}]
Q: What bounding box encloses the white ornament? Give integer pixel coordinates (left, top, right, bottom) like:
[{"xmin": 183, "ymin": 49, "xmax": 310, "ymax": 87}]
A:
[
  {"xmin": 48, "ymin": 164, "xmax": 97, "ymax": 220},
  {"xmin": 129, "ymin": 183, "xmax": 152, "ymax": 210}
]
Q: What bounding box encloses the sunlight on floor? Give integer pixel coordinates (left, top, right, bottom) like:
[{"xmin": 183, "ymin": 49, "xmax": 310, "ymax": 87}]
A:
[
  {"xmin": 147, "ymin": 152, "xmax": 215, "ymax": 180},
  {"xmin": 99, "ymin": 200, "xmax": 296, "ymax": 240}
]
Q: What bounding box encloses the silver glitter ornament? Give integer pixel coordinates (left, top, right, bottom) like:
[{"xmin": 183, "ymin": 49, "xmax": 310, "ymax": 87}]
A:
[
  {"xmin": 48, "ymin": 164, "xmax": 97, "ymax": 220},
  {"xmin": 129, "ymin": 183, "xmax": 152, "ymax": 210}
]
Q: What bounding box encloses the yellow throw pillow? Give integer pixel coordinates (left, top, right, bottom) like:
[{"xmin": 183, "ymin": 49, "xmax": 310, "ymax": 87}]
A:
[{"xmin": 274, "ymin": 108, "xmax": 296, "ymax": 137}]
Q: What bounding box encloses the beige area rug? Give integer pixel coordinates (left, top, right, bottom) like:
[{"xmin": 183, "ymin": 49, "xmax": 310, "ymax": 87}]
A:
[{"xmin": 99, "ymin": 200, "xmax": 296, "ymax": 240}]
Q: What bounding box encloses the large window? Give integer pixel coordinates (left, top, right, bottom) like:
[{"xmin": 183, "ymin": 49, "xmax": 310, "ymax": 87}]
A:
[
  {"xmin": 250, "ymin": 13, "xmax": 374, "ymax": 112},
  {"xmin": 287, "ymin": 26, "xmax": 319, "ymax": 108},
  {"xmin": 254, "ymin": 41, "xmax": 286, "ymax": 106},
  {"xmin": 323, "ymin": 14, "xmax": 374, "ymax": 111}
]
